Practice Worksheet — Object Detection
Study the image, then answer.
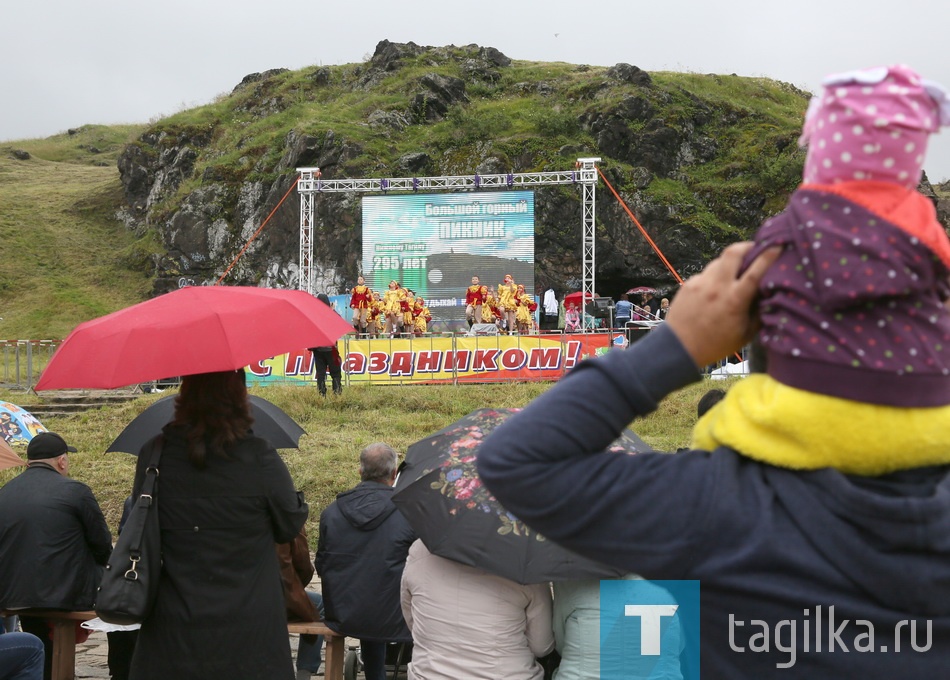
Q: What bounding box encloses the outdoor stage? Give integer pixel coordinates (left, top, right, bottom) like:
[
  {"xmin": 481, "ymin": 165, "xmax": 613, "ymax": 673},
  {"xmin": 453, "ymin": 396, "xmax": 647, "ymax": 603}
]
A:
[{"xmin": 246, "ymin": 332, "xmax": 623, "ymax": 386}]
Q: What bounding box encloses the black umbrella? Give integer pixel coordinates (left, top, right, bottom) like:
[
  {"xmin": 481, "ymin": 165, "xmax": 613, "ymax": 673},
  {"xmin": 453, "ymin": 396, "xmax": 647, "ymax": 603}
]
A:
[
  {"xmin": 107, "ymin": 394, "xmax": 306, "ymax": 453},
  {"xmin": 392, "ymin": 408, "xmax": 651, "ymax": 584}
]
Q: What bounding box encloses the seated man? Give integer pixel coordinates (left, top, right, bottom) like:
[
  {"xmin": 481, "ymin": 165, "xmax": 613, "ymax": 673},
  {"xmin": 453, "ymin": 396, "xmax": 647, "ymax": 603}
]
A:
[
  {"xmin": 316, "ymin": 443, "xmax": 415, "ymax": 680},
  {"xmin": 0, "ymin": 433, "xmax": 113, "ymax": 680}
]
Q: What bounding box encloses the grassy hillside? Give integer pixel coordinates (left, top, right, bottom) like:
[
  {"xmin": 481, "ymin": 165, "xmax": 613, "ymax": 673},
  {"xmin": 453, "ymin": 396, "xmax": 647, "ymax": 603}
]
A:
[
  {"xmin": 0, "ymin": 125, "xmax": 156, "ymax": 339},
  {"xmin": 0, "ymin": 48, "xmax": 812, "ymax": 338},
  {"xmin": 5, "ymin": 124, "xmax": 144, "ymax": 166},
  {"xmin": 0, "ymin": 377, "xmax": 736, "ymax": 546},
  {"xmin": 141, "ymin": 57, "xmax": 808, "ymax": 229}
]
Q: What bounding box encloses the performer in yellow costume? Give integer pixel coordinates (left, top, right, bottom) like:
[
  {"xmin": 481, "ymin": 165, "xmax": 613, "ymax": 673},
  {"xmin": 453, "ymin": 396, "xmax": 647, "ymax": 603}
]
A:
[
  {"xmin": 382, "ymin": 281, "xmax": 406, "ymax": 336},
  {"xmin": 412, "ymin": 296, "xmax": 432, "ymax": 335},
  {"xmin": 367, "ymin": 292, "xmax": 384, "ymax": 337},
  {"xmin": 482, "ymin": 291, "xmax": 501, "ymax": 325},
  {"xmin": 402, "ymin": 290, "xmax": 416, "ymax": 331},
  {"xmin": 497, "ymin": 274, "xmax": 518, "ymax": 333},
  {"xmin": 515, "ymin": 284, "xmax": 536, "ymax": 334}
]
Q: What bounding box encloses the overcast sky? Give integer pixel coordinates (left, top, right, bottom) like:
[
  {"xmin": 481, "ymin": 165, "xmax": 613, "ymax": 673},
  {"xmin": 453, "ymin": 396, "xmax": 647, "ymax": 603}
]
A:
[{"xmin": 3, "ymin": 0, "xmax": 949, "ymax": 182}]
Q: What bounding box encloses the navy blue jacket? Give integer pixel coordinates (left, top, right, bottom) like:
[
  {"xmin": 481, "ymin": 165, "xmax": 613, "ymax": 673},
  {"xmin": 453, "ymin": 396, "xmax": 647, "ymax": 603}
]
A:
[
  {"xmin": 316, "ymin": 481, "xmax": 415, "ymax": 642},
  {"xmin": 477, "ymin": 325, "xmax": 950, "ymax": 678}
]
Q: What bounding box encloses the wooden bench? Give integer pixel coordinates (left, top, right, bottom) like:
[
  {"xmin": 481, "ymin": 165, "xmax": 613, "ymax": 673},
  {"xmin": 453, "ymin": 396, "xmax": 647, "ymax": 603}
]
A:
[
  {"xmin": 0, "ymin": 609, "xmax": 95, "ymax": 680},
  {"xmin": 2, "ymin": 610, "xmax": 344, "ymax": 680},
  {"xmin": 288, "ymin": 620, "xmax": 345, "ymax": 680}
]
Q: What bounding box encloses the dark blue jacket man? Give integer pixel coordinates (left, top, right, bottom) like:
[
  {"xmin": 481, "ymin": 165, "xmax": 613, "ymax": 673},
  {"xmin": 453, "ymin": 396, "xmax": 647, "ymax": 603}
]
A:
[{"xmin": 316, "ymin": 443, "xmax": 415, "ymax": 680}]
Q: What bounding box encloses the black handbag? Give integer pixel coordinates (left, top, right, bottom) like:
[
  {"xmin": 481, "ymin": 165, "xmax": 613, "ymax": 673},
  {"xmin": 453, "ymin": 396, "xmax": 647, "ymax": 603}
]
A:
[{"xmin": 95, "ymin": 436, "xmax": 163, "ymax": 625}]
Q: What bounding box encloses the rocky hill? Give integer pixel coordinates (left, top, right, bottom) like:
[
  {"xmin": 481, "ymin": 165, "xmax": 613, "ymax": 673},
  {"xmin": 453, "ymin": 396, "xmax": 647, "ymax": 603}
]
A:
[{"xmin": 113, "ymin": 40, "xmax": 949, "ymax": 298}]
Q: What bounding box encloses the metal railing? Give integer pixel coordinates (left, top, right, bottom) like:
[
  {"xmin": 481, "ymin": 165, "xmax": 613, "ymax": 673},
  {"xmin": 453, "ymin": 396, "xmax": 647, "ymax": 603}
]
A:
[{"xmin": 1, "ymin": 340, "xmax": 60, "ymax": 390}]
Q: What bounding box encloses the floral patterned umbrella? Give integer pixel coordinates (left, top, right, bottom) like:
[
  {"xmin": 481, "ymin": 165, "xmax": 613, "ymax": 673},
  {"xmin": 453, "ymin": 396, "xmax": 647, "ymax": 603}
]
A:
[{"xmin": 392, "ymin": 408, "xmax": 651, "ymax": 584}]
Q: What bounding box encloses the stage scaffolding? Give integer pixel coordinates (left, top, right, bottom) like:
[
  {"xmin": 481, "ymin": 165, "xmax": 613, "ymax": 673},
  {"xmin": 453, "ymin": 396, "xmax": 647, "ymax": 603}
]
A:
[{"xmin": 297, "ymin": 158, "xmax": 601, "ymax": 331}]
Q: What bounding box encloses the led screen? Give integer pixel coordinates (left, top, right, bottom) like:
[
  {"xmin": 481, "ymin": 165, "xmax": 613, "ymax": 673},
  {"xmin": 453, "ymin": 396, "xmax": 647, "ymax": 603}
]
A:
[{"xmin": 361, "ymin": 191, "xmax": 535, "ymax": 331}]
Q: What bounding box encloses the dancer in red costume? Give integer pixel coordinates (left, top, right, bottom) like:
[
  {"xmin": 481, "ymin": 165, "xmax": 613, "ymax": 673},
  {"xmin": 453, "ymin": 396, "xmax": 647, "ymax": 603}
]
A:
[
  {"xmin": 465, "ymin": 276, "xmax": 488, "ymax": 329},
  {"xmin": 349, "ymin": 276, "xmax": 372, "ymax": 335}
]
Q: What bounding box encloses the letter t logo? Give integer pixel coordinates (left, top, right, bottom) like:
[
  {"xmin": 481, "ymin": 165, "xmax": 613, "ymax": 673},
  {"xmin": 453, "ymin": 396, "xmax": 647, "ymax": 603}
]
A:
[{"xmin": 624, "ymin": 605, "xmax": 679, "ymax": 655}]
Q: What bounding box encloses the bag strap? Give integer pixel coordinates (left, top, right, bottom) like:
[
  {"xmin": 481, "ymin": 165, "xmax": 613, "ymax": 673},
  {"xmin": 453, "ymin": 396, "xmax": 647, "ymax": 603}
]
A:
[
  {"xmin": 139, "ymin": 435, "xmax": 163, "ymax": 498},
  {"xmin": 122, "ymin": 436, "xmax": 163, "ymax": 581}
]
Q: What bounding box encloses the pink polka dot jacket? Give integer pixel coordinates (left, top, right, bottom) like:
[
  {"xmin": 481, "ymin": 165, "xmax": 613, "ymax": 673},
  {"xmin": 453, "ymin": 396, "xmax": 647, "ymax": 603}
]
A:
[{"xmin": 745, "ymin": 181, "xmax": 950, "ymax": 407}]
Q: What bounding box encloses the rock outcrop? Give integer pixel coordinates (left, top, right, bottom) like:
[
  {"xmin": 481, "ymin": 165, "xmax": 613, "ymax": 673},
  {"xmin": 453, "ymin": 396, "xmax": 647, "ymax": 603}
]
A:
[{"xmin": 115, "ymin": 40, "xmax": 950, "ymax": 299}]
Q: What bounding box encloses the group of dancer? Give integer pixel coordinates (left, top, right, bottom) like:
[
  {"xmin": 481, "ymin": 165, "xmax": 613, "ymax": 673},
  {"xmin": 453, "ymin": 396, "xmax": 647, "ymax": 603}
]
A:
[
  {"xmin": 348, "ymin": 276, "xmax": 433, "ymax": 337},
  {"xmin": 465, "ymin": 274, "xmax": 537, "ymax": 335},
  {"xmin": 346, "ymin": 272, "xmax": 537, "ymax": 337}
]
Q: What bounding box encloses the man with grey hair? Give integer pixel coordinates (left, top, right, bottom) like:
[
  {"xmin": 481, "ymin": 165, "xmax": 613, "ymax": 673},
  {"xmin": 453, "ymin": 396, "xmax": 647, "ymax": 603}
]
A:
[
  {"xmin": 359, "ymin": 442, "xmax": 398, "ymax": 483},
  {"xmin": 316, "ymin": 443, "xmax": 415, "ymax": 680}
]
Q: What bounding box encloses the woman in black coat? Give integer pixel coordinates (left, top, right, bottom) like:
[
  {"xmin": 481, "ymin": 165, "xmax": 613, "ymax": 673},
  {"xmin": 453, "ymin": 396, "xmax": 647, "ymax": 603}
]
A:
[{"xmin": 128, "ymin": 370, "xmax": 309, "ymax": 680}]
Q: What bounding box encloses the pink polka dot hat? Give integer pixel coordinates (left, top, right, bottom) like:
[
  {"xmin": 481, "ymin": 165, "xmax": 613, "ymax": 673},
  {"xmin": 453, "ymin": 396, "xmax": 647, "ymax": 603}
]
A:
[
  {"xmin": 801, "ymin": 64, "xmax": 950, "ymax": 188},
  {"xmin": 743, "ymin": 66, "xmax": 950, "ymax": 407}
]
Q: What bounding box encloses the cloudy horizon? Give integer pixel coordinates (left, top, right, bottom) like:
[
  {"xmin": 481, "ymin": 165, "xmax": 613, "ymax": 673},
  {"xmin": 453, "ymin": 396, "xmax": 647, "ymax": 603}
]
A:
[{"xmin": 3, "ymin": 0, "xmax": 948, "ymax": 182}]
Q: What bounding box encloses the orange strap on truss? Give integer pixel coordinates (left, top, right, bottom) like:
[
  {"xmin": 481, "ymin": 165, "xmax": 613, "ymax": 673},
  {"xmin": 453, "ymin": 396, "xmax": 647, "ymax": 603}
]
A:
[
  {"xmin": 597, "ymin": 167, "xmax": 684, "ymax": 285},
  {"xmin": 216, "ymin": 177, "xmax": 301, "ymax": 285},
  {"xmin": 598, "ymin": 167, "xmax": 746, "ymax": 363}
]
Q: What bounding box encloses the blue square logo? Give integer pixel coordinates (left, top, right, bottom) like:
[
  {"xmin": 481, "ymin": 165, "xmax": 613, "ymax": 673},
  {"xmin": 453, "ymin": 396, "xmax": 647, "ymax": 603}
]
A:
[{"xmin": 600, "ymin": 579, "xmax": 700, "ymax": 679}]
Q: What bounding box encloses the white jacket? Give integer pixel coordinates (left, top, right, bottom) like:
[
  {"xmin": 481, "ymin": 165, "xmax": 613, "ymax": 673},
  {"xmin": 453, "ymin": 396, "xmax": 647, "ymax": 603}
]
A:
[{"xmin": 400, "ymin": 540, "xmax": 554, "ymax": 680}]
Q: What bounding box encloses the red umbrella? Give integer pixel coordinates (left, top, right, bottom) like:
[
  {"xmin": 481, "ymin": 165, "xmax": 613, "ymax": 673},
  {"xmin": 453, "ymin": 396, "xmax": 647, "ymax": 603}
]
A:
[
  {"xmin": 36, "ymin": 286, "xmax": 353, "ymax": 390},
  {"xmin": 563, "ymin": 291, "xmax": 595, "ymax": 308}
]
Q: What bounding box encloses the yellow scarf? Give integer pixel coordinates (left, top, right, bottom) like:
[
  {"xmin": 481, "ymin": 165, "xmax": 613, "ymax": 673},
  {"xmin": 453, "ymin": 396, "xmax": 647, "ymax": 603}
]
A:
[{"xmin": 691, "ymin": 375, "xmax": 950, "ymax": 475}]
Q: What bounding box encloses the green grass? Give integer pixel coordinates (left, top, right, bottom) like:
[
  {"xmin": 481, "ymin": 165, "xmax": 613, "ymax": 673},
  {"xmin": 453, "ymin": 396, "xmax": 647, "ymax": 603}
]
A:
[
  {"xmin": 0, "ymin": 377, "xmax": 739, "ymax": 547},
  {"xmin": 0, "ymin": 151, "xmax": 157, "ymax": 339},
  {"xmin": 3, "ymin": 124, "xmax": 145, "ymax": 166}
]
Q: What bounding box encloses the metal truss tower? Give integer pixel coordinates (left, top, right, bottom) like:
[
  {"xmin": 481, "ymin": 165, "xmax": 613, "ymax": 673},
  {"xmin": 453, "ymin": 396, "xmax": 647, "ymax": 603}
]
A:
[{"xmin": 297, "ymin": 158, "xmax": 602, "ymax": 330}]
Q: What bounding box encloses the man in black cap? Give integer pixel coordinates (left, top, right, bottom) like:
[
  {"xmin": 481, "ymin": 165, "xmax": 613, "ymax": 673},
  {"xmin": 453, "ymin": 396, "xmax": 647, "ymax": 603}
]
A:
[{"xmin": 0, "ymin": 432, "xmax": 113, "ymax": 679}]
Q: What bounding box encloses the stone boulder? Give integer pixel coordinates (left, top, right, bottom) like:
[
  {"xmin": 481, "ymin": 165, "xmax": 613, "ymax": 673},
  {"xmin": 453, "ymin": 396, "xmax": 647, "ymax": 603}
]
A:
[
  {"xmin": 606, "ymin": 63, "xmax": 653, "ymax": 87},
  {"xmin": 409, "ymin": 73, "xmax": 468, "ymax": 123},
  {"xmin": 117, "ymin": 125, "xmax": 213, "ymax": 217},
  {"xmin": 275, "ymin": 130, "xmax": 363, "ymax": 174},
  {"xmin": 368, "ymin": 109, "xmax": 410, "ymax": 133},
  {"xmin": 309, "ymin": 67, "xmax": 331, "ymax": 86},
  {"xmin": 370, "ymin": 39, "xmax": 427, "ymax": 71},
  {"xmin": 394, "ymin": 152, "xmax": 433, "ymax": 175},
  {"xmin": 231, "ymin": 68, "xmax": 290, "ymax": 94}
]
